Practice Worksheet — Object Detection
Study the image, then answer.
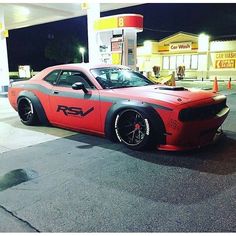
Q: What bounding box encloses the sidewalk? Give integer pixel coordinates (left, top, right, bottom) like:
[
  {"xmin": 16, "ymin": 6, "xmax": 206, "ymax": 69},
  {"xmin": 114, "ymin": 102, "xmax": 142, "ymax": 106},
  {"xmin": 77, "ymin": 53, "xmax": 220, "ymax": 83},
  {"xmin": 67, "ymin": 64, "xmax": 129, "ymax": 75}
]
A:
[
  {"xmin": 176, "ymin": 79, "xmax": 236, "ymax": 92},
  {"xmin": 178, "ymin": 77, "xmax": 236, "ymax": 82},
  {"xmin": 0, "ymin": 96, "xmax": 76, "ymax": 154},
  {"xmin": 0, "ymin": 92, "xmax": 8, "ymax": 97}
]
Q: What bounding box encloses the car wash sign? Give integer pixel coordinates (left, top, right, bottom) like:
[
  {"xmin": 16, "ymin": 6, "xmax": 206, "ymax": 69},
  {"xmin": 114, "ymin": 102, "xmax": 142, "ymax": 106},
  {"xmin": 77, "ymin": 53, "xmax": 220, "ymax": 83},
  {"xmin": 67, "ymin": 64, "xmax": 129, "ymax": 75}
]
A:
[
  {"xmin": 215, "ymin": 52, "xmax": 236, "ymax": 69},
  {"xmin": 169, "ymin": 42, "xmax": 192, "ymax": 52}
]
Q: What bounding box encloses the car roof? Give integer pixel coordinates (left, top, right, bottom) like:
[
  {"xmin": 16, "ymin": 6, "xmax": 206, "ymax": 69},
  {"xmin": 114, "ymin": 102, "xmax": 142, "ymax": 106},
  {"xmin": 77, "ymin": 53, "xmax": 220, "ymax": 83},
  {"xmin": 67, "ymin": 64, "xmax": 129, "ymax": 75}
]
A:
[{"xmin": 46, "ymin": 63, "xmax": 130, "ymax": 71}]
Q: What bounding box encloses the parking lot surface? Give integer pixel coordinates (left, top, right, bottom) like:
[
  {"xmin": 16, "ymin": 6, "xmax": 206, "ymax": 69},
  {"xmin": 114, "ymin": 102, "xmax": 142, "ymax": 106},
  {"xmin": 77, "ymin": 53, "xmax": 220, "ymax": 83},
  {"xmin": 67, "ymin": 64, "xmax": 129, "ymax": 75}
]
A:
[{"xmin": 0, "ymin": 87, "xmax": 235, "ymax": 232}]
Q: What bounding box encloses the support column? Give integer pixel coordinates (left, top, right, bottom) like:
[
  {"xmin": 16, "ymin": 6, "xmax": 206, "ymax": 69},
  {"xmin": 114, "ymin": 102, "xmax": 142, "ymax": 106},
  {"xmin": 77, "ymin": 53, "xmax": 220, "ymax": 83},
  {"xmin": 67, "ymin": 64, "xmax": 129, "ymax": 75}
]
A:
[
  {"xmin": 0, "ymin": 9, "xmax": 9, "ymax": 92},
  {"xmin": 87, "ymin": 3, "xmax": 100, "ymax": 64},
  {"xmin": 198, "ymin": 33, "xmax": 210, "ymax": 80}
]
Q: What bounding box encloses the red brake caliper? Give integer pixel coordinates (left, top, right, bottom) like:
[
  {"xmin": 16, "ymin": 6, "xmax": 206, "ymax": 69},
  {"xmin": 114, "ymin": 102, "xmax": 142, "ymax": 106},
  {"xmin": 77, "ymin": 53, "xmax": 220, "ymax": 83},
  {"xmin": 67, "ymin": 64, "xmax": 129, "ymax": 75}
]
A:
[{"xmin": 135, "ymin": 123, "xmax": 141, "ymax": 130}]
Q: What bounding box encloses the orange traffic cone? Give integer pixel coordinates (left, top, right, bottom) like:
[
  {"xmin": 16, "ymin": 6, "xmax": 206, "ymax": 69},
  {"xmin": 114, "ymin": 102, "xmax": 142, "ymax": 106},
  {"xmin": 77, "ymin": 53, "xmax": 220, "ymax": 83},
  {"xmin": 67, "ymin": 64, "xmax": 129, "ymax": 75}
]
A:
[
  {"xmin": 227, "ymin": 77, "xmax": 232, "ymax": 90},
  {"xmin": 212, "ymin": 77, "xmax": 219, "ymax": 92}
]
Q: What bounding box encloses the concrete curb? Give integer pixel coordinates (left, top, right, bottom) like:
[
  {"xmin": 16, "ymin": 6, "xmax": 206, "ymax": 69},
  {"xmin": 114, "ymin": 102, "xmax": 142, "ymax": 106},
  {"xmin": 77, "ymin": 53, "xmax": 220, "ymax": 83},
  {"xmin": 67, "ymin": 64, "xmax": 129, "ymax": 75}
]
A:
[{"xmin": 0, "ymin": 92, "xmax": 8, "ymax": 97}]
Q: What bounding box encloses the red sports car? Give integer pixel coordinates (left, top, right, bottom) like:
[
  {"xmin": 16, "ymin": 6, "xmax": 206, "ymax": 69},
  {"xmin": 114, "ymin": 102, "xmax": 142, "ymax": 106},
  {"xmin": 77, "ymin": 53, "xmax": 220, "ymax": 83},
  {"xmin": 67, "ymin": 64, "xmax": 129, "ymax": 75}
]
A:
[{"xmin": 8, "ymin": 63, "xmax": 230, "ymax": 151}]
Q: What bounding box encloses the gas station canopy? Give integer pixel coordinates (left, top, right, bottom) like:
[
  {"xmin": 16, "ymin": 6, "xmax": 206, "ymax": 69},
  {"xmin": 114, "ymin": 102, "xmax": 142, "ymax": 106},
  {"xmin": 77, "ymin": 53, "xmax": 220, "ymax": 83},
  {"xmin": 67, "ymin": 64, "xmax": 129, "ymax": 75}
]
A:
[
  {"xmin": 0, "ymin": 3, "xmax": 140, "ymax": 30},
  {"xmin": 0, "ymin": 2, "xmax": 142, "ymax": 93}
]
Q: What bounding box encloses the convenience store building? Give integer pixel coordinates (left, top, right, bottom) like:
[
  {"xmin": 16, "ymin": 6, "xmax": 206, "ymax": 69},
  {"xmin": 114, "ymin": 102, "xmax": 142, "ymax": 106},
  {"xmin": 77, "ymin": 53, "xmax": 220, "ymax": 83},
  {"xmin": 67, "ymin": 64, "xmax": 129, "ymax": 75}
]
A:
[{"xmin": 137, "ymin": 31, "xmax": 236, "ymax": 80}]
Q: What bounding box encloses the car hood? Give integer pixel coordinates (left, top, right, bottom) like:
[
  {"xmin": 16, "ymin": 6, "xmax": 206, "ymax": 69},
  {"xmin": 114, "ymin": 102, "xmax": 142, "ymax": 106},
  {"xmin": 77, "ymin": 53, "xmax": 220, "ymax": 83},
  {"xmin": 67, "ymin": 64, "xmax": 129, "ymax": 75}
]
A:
[{"xmin": 107, "ymin": 85, "xmax": 220, "ymax": 106}]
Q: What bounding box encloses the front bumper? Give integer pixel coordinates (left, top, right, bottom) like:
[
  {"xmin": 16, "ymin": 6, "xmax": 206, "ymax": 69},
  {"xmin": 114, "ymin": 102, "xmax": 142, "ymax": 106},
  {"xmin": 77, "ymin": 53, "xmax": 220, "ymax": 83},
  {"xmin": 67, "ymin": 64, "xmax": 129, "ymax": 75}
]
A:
[{"xmin": 156, "ymin": 106, "xmax": 230, "ymax": 151}]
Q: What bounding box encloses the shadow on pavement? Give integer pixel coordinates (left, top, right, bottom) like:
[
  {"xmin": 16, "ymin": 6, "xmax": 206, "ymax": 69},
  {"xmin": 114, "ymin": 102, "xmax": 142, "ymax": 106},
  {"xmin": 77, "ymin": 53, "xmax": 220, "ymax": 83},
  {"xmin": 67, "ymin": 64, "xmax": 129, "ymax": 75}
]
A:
[
  {"xmin": 63, "ymin": 130, "xmax": 236, "ymax": 205},
  {"xmin": 67, "ymin": 131, "xmax": 236, "ymax": 176}
]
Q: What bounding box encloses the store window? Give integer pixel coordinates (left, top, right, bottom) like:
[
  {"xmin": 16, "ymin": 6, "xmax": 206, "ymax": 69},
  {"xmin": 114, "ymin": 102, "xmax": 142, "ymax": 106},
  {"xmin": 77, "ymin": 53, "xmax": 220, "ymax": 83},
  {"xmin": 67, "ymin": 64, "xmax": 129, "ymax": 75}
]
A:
[
  {"xmin": 163, "ymin": 56, "xmax": 169, "ymax": 70},
  {"xmin": 170, "ymin": 56, "xmax": 176, "ymax": 70},
  {"xmin": 184, "ymin": 55, "xmax": 191, "ymax": 69},
  {"xmin": 176, "ymin": 55, "xmax": 184, "ymax": 67},
  {"xmin": 191, "ymin": 55, "xmax": 198, "ymax": 69},
  {"xmin": 162, "ymin": 54, "xmax": 198, "ymax": 70}
]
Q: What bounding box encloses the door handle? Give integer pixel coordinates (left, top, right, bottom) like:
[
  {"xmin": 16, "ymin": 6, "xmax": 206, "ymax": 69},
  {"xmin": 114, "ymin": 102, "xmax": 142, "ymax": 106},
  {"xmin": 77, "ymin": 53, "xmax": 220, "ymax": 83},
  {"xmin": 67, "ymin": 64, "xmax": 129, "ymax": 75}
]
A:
[{"xmin": 53, "ymin": 90, "xmax": 59, "ymax": 94}]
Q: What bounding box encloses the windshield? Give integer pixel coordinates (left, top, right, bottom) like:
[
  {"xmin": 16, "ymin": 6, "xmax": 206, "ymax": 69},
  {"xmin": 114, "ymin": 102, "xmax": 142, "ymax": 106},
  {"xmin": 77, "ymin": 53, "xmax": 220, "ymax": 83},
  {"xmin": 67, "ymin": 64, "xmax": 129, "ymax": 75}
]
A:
[{"xmin": 90, "ymin": 67, "xmax": 154, "ymax": 89}]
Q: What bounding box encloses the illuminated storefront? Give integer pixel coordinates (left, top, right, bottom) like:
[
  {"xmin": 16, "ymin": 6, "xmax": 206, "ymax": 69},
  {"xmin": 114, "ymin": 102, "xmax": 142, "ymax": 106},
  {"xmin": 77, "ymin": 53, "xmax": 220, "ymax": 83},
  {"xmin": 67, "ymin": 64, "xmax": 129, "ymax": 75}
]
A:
[
  {"xmin": 209, "ymin": 40, "xmax": 236, "ymax": 79},
  {"xmin": 137, "ymin": 31, "xmax": 236, "ymax": 79}
]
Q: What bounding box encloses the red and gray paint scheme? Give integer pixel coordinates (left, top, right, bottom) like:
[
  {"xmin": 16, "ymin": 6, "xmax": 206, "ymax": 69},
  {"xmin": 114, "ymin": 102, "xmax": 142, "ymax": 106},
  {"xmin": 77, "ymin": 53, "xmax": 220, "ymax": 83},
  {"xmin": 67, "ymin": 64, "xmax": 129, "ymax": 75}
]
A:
[{"xmin": 8, "ymin": 63, "xmax": 230, "ymax": 151}]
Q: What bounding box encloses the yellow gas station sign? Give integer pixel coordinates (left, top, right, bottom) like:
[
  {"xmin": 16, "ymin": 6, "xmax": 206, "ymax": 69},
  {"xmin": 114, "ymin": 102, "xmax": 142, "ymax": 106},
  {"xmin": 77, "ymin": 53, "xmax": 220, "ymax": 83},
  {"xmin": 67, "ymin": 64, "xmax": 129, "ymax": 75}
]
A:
[{"xmin": 94, "ymin": 14, "xmax": 143, "ymax": 31}]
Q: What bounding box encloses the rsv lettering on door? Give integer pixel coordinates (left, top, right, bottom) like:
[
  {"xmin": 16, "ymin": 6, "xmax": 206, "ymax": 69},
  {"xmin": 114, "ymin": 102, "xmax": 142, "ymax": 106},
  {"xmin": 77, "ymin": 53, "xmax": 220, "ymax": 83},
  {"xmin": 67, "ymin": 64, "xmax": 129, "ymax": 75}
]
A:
[{"xmin": 57, "ymin": 105, "xmax": 94, "ymax": 117}]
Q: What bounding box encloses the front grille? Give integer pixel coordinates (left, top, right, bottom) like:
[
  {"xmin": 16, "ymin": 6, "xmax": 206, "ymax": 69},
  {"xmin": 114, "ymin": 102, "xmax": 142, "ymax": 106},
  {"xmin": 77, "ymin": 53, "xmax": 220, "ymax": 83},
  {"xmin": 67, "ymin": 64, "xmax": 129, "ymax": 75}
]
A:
[{"xmin": 179, "ymin": 99, "xmax": 227, "ymax": 122}]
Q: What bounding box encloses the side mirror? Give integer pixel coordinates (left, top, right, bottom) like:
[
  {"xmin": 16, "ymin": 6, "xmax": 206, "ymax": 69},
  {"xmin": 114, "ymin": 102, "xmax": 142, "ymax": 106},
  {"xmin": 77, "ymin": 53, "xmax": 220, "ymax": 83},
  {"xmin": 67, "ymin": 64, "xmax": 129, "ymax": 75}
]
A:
[{"xmin": 72, "ymin": 82, "xmax": 88, "ymax": 93}]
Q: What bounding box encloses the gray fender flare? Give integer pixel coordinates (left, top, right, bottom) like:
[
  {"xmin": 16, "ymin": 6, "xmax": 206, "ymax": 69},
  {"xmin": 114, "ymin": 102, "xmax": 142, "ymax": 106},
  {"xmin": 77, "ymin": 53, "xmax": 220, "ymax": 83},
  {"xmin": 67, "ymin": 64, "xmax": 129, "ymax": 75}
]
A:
[
  {"xmin": 104, "ymin": 100, "xmax": 166, "ymax": 145},
  {"xmin": 17, "ymin": 91, "xmax": 50, "ymax": 125}
]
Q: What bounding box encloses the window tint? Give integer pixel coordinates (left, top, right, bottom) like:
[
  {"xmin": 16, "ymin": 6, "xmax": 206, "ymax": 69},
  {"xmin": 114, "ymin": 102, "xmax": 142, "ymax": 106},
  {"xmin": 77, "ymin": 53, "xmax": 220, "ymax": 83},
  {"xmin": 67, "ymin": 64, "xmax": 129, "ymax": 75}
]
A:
[
  {"xmin": 90, "ymin": 67, "xmax": 153, "ymax": 89},
  {"xmin": 57, "ymin": 71, "xmax": 95, "ymax": 89},
  {"xmin": 44, "ymin": 70, "xmax": 60, "ymax": 85}
]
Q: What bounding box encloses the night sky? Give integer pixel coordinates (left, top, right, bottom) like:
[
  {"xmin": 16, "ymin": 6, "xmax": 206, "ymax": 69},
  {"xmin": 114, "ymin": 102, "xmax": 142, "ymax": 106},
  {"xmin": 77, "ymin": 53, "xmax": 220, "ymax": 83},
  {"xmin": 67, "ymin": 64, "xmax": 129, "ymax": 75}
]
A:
[{"xmin": 7, "ymin": 3, "xmax": 236, "ymax": 71}]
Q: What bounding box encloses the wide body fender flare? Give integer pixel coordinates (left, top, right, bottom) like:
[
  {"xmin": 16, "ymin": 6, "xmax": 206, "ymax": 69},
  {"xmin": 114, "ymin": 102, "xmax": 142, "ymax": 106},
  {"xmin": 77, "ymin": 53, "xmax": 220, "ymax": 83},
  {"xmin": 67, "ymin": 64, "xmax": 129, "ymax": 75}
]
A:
[
  {"xmin": 17, "ymin": 91, "xmax": 50, "ymax": 125},
  {"xmin": 104, "ymin": 100, "xmax": 166, "ymax": 144}
]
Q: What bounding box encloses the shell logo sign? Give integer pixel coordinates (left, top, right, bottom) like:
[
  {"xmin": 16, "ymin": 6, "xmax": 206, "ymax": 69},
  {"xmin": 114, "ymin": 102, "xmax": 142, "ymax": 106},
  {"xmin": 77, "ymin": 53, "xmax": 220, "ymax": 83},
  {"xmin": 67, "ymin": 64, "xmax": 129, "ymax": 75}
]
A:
[
  {"xmin": 215, "ymin": 52, "xmax": 236, "ymax": 69},
  {"xmin": 94, "ymin": 14, "xmax": 143, "ymax": 32}
]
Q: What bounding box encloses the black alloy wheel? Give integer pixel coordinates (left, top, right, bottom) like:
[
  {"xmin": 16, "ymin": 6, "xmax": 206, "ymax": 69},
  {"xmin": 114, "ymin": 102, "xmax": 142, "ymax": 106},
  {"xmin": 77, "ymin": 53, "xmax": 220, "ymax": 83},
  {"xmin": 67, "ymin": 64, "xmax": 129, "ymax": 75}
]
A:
[
  {"xmin": 115, "ymin": 109, "xmax": 152, "ymax": 150},
  {"xmin": 18, "ymin": 98, "xmax": 38, "ymax": 125}
]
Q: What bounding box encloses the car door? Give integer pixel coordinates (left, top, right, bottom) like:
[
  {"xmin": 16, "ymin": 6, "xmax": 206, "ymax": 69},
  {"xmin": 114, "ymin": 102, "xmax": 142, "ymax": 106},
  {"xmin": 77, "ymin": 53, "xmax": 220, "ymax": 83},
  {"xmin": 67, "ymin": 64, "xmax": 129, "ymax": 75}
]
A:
[{"xmin": 49, "ymin": 70, "xmax": 102, "ymax": 134}]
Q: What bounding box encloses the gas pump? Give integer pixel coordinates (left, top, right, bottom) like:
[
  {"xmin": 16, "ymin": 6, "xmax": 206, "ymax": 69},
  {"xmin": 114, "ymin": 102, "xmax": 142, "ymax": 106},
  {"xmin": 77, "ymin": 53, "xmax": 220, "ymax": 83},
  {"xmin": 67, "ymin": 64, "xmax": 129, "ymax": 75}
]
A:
[
  {"xmin": 94, "ymin": 14, "xmax": 143, "ymax": 70},
  {"xmin": 111, "ymin": 34, "xmax": 124, "ymax": 65}
]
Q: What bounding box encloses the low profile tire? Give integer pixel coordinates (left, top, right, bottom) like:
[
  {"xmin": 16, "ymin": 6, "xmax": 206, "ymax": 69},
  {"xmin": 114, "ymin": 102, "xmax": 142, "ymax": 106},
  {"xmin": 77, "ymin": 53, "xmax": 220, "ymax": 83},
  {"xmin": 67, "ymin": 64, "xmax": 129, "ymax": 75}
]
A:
[
  {"xmin": 18, "ymin": 97, "xmax": 39, "ymax": 125},
  {"xmin": 114, "ymin": 109, "xmax": 154, "ymax": 150}
]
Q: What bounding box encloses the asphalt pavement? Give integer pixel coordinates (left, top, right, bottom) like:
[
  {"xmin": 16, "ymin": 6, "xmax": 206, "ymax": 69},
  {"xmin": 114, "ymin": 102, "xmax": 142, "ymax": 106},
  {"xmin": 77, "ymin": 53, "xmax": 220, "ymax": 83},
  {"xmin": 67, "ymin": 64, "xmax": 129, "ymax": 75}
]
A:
[{"xmin": 0, "ymin": 82, "xmax": 235, "ymax": 232}]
